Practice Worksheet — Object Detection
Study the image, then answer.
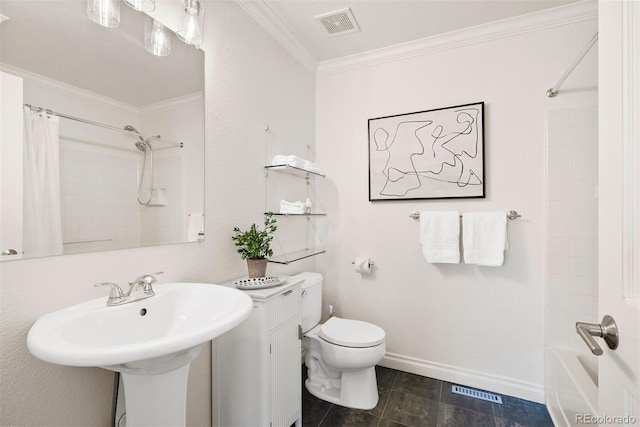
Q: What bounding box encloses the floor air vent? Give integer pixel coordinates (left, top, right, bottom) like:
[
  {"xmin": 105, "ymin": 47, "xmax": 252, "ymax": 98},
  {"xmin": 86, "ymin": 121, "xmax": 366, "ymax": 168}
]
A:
[{"xmin": 451, "ymin": 385, "xmax": 503, "ymax": 404}]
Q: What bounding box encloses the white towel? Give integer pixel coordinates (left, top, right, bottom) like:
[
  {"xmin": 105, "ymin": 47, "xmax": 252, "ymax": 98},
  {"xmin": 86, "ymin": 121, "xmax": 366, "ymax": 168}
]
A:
[
  {"xmin": 280, "ymin": 199, "xmax": 306, "ymax": 214},
  {"xmin": 271, "ymin": 155, "xmax": 324, "ymax": 175},
  {"xmin": 187, "ymin": 212, "xmax": 204, "ymax": 242},
  {"xmin": 419, "ymin": 211, "xmax": 460, "ymax": 263},
  {"xmin": 462, "ymin": 212, "xmax": 508, "ymax": 266},
  {"xmin": 303, "ymin": 160, "xmax": 325, "ymax": 175},
  {"xmin": 271, "ymin": 154, "xmax": 305, "ymax": 168}
]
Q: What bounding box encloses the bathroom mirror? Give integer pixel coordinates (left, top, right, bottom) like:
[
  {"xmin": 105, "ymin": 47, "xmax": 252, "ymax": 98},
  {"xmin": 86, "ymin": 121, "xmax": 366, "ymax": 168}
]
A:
[{"xmin": 0, "ymin": 1, "xmax": 205, "ymax": 260}]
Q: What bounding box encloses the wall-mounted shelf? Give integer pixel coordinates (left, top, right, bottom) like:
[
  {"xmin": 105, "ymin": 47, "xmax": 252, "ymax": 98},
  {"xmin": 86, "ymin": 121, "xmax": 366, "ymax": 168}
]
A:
[
  {"xmin": 264, "ymin": 164, "xmax": 326, "ymax": 178},
  {"xmin": 264, "ymin": 152, "xmax": 326, "ymax": 264},
  {"xmin": 267, "ymin": 248, "xmax": 326, "ymax": 265}
]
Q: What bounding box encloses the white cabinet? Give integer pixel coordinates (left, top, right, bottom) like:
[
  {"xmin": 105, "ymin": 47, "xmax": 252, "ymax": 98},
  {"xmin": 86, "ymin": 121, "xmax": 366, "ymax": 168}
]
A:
[{"xmin": 212, "ymin": 278, "xmax": 302, "ymax": 427}]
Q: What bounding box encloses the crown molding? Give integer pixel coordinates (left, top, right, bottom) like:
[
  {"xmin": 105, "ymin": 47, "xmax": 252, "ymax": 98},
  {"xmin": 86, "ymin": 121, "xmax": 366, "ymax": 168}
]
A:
[
  {"xmin": 1, "ymin": 63, "xmax": 139, "ymax": 113},
  {"xmin": 234, "ymin": 0, "xmax": 318, "ymax": 74},
  {"xmin": 318, "ymin": 0, "xmax": 598, "ymax": 76},
  {"xmin": 139, "ymin": 92, "xmax": 204, "ymax": 113}
]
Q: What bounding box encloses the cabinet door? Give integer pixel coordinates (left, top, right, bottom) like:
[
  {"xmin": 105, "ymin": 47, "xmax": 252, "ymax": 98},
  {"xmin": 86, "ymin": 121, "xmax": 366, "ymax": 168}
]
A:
[
  {"xmin": 214, "ymin": 305, "xmax": 263, "ymax": 427},
  {"xmin": 270, "ymin": 317, "xmax": 301, "ymax": 427}
]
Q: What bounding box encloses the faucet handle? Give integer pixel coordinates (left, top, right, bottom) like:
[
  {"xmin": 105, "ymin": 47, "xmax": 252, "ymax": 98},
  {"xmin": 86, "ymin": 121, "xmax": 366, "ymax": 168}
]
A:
[
  {"xmin": 144, "ymin": 272, "xmax": 163, "ymax": 286},
  {"xmin": 131, "ymin": 272, "xmax": 163, "ymax": 295},
  {"xmin": 95, "ymin": 282, "xmax": 126, "ymax": 306}
]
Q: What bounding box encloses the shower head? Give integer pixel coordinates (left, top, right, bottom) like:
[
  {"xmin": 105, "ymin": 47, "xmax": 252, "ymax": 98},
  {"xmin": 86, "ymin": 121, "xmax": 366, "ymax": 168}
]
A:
[
  {"xmin": 134, "ymin": 140, "xmax": 148, "ymax": 151},
  {"xmin": 124, "ymin": 124, "xmax": 147, "ymax": 151}
]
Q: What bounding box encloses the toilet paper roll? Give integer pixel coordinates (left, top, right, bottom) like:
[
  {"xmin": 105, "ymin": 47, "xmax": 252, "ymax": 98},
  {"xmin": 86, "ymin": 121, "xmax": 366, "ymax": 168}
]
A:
[{"xmin": 354, "ymin": 257, "xmax": 372, "ymax": 274}]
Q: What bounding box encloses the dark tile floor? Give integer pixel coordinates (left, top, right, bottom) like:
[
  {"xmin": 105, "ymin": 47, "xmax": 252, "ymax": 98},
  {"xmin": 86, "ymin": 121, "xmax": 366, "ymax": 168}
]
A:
[{"xmin": 302, "ymin": 366, "xmax": 555, "ymax": 427}]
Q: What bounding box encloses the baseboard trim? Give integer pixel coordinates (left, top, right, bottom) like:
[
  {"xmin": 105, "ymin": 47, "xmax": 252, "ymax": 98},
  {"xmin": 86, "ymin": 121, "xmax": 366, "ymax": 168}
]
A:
[{"xmin": 380, "ymin": 352, "xmax": 545, "ymax": 404}]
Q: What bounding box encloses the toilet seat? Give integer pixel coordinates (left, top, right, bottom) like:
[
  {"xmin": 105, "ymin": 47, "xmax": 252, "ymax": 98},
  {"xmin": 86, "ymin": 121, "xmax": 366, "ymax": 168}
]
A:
[{"xmin": 319, "ymin": 317, "xmax": 385, "ymax": 348}]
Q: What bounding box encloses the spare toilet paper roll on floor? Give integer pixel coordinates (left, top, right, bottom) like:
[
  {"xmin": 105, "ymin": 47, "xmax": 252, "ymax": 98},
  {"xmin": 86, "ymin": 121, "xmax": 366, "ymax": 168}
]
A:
[{"xmin": 354, "ymin": 257, "xmax": 372, "ymax": 274}]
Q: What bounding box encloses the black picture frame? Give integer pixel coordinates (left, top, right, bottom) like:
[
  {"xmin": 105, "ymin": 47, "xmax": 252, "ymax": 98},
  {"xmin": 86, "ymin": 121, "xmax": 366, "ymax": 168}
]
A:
[{"xmin": 368, "ymin": 101, "xmax": 485, "ymax": 201}]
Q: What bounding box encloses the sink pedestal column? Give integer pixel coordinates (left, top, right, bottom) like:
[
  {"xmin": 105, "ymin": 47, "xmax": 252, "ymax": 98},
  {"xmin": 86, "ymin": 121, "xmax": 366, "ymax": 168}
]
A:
[
  {"xmin": 122, "ymin": 364, "xmax": 190, "ymax": 426},
  {"xmin": 110, "ymin": 344, "xmax": 204, "ymax": 426}
]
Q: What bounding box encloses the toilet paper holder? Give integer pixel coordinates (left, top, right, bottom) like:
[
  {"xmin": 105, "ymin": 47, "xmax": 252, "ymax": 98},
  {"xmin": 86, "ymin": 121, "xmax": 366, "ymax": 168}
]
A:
[{"xmin": 351, "ymin": 259, "xmax": 374, "ymax": 266}]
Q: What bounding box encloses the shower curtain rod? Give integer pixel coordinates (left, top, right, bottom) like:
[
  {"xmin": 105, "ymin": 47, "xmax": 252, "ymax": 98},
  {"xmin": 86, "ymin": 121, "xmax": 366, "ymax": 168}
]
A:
[
  {"xmin": 23, "ymin": 104, "xmax": 184, "ymax": 148},
  {"xmin": 546, "ymin": 32, "xmax": 598, "ymax": 98}
]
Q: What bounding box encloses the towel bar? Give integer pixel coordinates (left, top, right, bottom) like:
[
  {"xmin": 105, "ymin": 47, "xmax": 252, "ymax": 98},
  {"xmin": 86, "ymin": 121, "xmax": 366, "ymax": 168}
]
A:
[{"xmin": 409, "ymin": 210, "xmax": 521, "ymax": 220}]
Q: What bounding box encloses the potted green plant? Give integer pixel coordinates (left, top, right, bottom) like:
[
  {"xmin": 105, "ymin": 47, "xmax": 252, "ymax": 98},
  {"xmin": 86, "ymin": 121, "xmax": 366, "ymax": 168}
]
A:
[{"xmin": 231, "ymin": 214, "xmax": 278, "ymax": 278}]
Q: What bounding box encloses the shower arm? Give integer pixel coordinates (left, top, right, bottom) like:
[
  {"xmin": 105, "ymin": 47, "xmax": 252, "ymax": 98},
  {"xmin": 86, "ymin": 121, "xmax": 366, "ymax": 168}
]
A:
[{"xmin": 575, "ymin": 315, "xmax": 619, "ymax": 356}]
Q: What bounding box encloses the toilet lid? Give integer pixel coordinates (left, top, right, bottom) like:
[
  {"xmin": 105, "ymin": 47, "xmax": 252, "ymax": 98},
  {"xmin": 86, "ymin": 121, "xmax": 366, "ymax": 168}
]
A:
[{"xmin": 319, "ymin": 317, "xmax": 385, "ymax": 348}]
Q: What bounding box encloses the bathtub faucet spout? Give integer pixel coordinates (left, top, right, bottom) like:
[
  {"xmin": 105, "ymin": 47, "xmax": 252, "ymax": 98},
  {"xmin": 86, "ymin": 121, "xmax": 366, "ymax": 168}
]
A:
[{"xmin": 575, "ymin": 315, "xmax": 619, "ymax": 356}]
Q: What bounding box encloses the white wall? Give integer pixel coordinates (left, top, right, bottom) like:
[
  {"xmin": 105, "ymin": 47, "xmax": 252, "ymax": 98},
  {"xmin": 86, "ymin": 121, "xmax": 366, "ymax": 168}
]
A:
[
  {"xmin": 315, "ymin": 13, "xmax": 598, "ymax": 402},
  {"xmin": 0, "ymin": 1, "xmax": 315, "ymax": 425}
]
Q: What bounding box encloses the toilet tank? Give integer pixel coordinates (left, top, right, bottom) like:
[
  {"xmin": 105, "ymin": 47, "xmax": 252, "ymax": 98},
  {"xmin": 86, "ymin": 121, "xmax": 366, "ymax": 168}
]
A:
[{"xmin": 295, "ymin": 272, "xmax": 322, "ymax": 333}]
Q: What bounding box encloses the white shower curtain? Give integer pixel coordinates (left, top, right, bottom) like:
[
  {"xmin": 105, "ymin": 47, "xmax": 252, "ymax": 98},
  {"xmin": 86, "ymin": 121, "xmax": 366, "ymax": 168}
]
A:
[{"xmin": 22, "ymin": 107, "xmax": 63, "ymax": 257}]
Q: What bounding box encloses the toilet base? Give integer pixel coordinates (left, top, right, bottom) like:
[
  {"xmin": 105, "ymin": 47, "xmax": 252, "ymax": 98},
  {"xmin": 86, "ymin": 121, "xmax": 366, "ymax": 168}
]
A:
[{"xmin": 305, "ymin": 366, "xmax": 379, "ymax": 410}]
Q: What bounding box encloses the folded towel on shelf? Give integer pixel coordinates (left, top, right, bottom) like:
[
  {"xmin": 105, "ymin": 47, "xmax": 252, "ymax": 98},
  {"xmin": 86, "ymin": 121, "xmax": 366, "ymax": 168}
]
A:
[
  {"xmin": 462, "ymin": 211, "xmax": 508, "ymax": 266},
  {"xmin": 419, "ymin": 211, "xmax": 460, "ymax": 263},
  {"xmin": 187, "ymin": 212, "xmax": 204, "ymax": 242},
  {"xmin": 271, "ymin": 155, "xmax": 324, "ymax": 175},
  {"xmin": 303, "ymin": 160, "xmax": 325, "ymax": 175},
  {"xmin": 271, "ymin": 154, "xmax": 305, "ymax": 169},
  {"xmin": 280, "ymin": 199, "xmax": 306, "ymax": 214}
]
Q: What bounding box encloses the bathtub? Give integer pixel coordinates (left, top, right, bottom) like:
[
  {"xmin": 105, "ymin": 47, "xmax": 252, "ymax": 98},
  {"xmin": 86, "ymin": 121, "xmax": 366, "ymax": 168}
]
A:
[{"xmin": 546, "ymin": 347, "xmax": 599, "ymax": 426}]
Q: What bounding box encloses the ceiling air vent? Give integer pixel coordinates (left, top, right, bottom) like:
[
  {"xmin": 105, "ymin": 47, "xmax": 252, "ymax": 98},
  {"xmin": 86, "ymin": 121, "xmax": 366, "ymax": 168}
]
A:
[{"xmin": 314, "ymin": 8, "xmax": 360, "ymax": 37}]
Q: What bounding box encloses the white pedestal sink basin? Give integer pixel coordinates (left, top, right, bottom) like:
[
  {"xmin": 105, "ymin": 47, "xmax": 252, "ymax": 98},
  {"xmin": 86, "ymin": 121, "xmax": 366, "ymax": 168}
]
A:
[{"xmin": 27, "ymin": 283, "xmax": 252, "ymax": 426}]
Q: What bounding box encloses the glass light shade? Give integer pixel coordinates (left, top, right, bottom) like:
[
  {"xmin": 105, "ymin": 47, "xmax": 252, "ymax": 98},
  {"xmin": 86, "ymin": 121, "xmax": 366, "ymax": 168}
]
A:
[
  {"xmin": 87, "ymin": 0, "xmax": 120, "ymax": 28},
  {"xmin": 145, "ymin": 19, "xmax": 171, "ymax": 57},
  {"xmin": 177, "ymin": 0, "xmax": 203, "ymax": 46},
  {"xmin": 123, "ymin": 0, "xmax": 155, "ymax": 12}
]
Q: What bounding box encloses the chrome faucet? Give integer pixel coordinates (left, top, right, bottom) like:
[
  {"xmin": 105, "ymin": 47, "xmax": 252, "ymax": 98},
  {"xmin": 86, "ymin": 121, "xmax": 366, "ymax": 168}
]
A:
[{"xmin": 95, "ymin": 272, "xmax": 163, "ymax": 306}]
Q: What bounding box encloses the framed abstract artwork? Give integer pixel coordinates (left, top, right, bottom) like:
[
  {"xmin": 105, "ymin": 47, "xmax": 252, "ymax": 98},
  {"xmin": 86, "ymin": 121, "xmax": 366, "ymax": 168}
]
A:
[{"xmin": 368, "ymin": 102, "xmax": 485, "ymax": 201}]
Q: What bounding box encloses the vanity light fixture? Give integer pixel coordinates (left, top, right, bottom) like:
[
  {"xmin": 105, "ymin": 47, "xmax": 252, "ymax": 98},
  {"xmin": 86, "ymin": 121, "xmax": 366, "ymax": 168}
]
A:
[
  {"xmin": 145, "ymin": 18, "xmax": 171, "ymax": 57},
  {"xmin": 123, "ymin": 0, "xmax": 155, "ymax": 12},
  {"xmin": 87, "ymin": 0, "xmax": 203, "ymax": 56},
  {"xmin": 86, "ymin": 0, "xmax": 120, "ymax": 28},
  {"xmin": 176, "ymin": 0, "xmax": 203, "ymax": 47}
]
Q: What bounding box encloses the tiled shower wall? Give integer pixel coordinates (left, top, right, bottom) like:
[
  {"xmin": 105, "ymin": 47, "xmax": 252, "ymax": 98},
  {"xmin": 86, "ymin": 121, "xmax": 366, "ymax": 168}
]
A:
[
  {"xmin": 60, "ymin": 143, "xmax": 141, "ymax": 254},
  {"xmin": 546, "ymin": 106, "xmax": 598, "ymax": 351},
  {"xmin": 140, "ymin": 153, "xmax": 184, "ymax": 246}
]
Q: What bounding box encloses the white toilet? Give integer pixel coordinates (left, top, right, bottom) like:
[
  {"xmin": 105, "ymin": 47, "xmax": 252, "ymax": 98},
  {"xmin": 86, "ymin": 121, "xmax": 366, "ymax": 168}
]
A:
[{"xmin": 296, "ymin": 272, "xmax": 386, "ymax": 410}]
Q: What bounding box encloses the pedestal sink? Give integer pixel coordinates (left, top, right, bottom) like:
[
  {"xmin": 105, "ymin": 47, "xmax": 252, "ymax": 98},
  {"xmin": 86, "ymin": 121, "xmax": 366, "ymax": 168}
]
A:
[{"xmin": 27, "ymin": 283, "xmax": 252, "ymax": 426}]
